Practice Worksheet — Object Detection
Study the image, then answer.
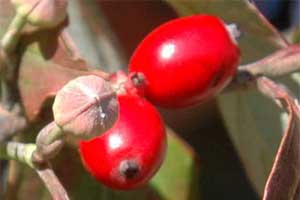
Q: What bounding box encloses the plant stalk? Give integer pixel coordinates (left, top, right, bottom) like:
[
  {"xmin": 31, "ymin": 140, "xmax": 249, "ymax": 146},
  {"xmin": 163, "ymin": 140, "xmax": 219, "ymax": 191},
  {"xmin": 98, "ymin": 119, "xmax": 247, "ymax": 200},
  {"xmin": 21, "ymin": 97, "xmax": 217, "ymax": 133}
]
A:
[
  {"xmin": 0, "ymin": 14, "xmax": 27, "ymax": 53},
  {"xmin": 36, "ymin": 163, "xmax": 70, "ymax": 200},
  {"xmin": 0, "ymin": 142, "xmax": 36, "ymax": 168},
  {"xmin": 239, "ymin": 44, "xmax": 300, "ymax": 77},
  {"xmin": 33, "ymin": 122, "xmax": 65, "ymax": 164}
]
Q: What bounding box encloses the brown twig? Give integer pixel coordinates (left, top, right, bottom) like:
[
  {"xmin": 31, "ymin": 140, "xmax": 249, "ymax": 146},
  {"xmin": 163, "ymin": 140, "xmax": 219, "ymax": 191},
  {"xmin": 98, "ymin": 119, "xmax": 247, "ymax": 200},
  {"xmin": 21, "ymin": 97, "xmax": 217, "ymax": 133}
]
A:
[{"xmin": 35, "ymin": 162, "xmax": 70, "ymax": 200}]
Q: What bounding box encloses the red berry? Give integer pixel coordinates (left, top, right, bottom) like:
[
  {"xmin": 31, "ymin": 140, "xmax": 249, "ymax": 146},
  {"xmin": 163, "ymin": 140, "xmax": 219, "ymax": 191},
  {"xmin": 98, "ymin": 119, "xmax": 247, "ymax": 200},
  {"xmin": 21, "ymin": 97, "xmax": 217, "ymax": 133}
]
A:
[
  {"xmin": 129, "ymin": 15, "xmax": 240, "ymax": 107},
  {"xmin": 79, "ymin": 95, "xmax": 166, "ymax": 190}
]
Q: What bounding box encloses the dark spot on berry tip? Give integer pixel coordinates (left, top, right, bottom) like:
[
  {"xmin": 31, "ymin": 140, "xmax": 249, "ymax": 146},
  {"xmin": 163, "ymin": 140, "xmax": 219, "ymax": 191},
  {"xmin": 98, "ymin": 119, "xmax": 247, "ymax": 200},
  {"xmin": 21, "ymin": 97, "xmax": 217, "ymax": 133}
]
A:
[
  {"xmin": 119, "ymin": 160, "xmax": 140, "ymax": 179},
  {"xmin": 130, "ymin": 72, "xmax": 146, "ymax": 87}
]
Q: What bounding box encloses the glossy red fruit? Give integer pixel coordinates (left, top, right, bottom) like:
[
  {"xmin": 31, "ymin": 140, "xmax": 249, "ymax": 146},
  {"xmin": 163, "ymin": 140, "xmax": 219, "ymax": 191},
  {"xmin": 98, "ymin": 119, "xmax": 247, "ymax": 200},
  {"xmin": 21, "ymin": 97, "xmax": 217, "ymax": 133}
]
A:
[
  {"xmin": 129, "ymin": 15, "xmax": 240, "ymax": 107},
  {"xmin": 79, "ymin": 95, "xmax": 166, "ymax": 190}
]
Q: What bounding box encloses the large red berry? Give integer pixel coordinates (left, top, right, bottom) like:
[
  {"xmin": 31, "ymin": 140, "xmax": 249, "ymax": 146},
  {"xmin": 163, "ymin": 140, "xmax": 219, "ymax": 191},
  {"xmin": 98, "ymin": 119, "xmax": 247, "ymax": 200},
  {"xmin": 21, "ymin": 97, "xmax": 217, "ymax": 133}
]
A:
[
  {"xmin": 129, "ymin": 15, "xmax": 240, "ymax": 107},
  {"xmin": 79, "ymin": 95, "xmax": 166, "ymax": 190}
]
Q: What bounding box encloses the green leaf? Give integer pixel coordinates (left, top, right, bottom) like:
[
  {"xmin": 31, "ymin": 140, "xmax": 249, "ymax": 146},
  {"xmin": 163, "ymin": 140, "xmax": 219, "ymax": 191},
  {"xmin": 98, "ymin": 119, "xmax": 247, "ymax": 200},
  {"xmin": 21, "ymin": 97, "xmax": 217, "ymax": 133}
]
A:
[
  {"xmin": 150, "ymin": 128, "xmax": 199, "ymax": 200},
  {"xmin": 165, "ymin": 0, "xmax": 298, "ymax": 195}
]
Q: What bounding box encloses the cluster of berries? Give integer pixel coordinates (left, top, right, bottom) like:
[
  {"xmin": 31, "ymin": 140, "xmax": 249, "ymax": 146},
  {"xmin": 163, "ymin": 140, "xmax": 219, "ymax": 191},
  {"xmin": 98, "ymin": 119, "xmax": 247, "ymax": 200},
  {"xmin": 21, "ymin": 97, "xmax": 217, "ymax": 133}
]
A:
[{"xmin": 79, "ymin": 15, "xmax": 240, "ymax": 190}]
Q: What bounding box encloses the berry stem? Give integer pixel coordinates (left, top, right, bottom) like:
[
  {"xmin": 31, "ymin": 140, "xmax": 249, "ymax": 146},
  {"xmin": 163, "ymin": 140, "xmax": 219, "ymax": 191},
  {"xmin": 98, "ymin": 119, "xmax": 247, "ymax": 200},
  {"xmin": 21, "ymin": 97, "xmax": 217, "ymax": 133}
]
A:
[
  {"xmin": 0, "ymin": 2, "xmax": 41, "ymax": 111},
  {"xmin": 33, "ymin": 122, "xmax": 65, "ymax": 164},
  {"xmin": 0, "ymin": 141, "xmax": 36, "ymax": 168},
  {"xmin": 40, "ymin": 123, "xmax": 64, "ymax": 146},
  {"xmin": 0, "ymin": 13, "xmax": 28, "ymax": 110},
  {"xmin": 230, "ymin": 44, "xmax": 300, "ymax": 90},
  {"xmin": 36, "ymin": 162, "xmax": 70, "ymax": 200},
  {"xmin": 0, "ymin": 122, "xmax": 65, "ymax": 166},
  {"xmin": 0, "ymin": 130, "xmax": 70, "ymax": 200},
  {"xmin": 0, "ymin": 13, "xmax": 27, "ymax": 53},
  {"xmin": 0, "ymin": 0, "xmax": 42, "ymax": 53}
]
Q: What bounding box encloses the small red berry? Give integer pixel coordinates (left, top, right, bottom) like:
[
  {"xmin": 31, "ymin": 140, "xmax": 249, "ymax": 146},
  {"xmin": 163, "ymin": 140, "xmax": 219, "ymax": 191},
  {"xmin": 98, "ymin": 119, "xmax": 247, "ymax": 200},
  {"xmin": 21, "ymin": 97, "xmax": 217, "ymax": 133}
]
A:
[
  {"xmin": 79, "ymin": 95, "xmax": 166, "ymax": 190},
  {"xmin": 129, "ymin": 15, "xmax": 240, "ymax": 107}
]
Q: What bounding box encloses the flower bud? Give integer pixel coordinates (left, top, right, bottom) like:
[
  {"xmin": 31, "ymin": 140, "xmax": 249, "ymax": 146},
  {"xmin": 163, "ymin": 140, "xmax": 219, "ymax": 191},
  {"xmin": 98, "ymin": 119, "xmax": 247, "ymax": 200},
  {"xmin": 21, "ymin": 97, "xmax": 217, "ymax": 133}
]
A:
[{"xmin": 52, "ymin": 75, "xmax": 119, "ymax": 139}]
